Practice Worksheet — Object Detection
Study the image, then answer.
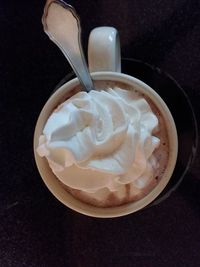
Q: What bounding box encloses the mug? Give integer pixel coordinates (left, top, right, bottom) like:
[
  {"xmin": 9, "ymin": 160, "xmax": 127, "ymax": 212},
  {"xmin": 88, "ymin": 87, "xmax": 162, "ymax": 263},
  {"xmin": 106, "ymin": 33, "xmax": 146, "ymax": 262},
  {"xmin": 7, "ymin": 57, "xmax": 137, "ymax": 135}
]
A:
[{"xmin": 34, "ymin": 27, "xmax": 178, "ymax": 218}]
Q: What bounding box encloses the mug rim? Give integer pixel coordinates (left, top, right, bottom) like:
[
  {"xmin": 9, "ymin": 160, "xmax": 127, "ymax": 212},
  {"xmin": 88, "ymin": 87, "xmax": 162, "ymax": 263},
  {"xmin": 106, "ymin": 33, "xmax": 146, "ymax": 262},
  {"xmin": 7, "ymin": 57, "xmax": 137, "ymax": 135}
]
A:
[{"xmin": 33, "ymin": 71, "xmax": 178, "ymax": 218}]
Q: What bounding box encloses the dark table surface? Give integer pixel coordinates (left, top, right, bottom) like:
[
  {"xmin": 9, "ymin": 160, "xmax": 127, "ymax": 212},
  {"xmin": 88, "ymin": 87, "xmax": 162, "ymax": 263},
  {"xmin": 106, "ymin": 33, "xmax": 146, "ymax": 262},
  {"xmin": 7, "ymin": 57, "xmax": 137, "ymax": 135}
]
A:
[{"xmin": 1, "ymin": 1, "xmax": 200, "ymax": 266}]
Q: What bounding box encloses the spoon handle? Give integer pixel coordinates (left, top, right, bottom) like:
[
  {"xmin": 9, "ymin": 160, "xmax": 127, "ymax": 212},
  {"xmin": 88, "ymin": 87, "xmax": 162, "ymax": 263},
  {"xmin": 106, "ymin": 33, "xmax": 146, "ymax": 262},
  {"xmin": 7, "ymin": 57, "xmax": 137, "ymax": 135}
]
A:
[{"xmin": 42, "ymin": 0, "xmax": 94, "ymax": 92}]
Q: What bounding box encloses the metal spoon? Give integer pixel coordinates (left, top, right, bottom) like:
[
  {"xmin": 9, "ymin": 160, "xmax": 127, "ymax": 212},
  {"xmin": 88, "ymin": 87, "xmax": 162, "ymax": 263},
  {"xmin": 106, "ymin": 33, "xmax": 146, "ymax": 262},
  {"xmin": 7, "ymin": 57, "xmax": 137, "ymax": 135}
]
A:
[{"xmin": 42, "ymin": 0, "xmax": 94, "ymax": 92}]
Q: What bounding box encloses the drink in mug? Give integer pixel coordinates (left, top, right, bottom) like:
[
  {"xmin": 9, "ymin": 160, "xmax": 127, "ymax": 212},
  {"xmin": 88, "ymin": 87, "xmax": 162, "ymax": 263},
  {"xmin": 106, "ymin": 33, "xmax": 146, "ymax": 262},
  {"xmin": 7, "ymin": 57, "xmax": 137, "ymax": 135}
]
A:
[{"xmin": 34, "ymin": 27, "xmax": 177, "ymax": 217}]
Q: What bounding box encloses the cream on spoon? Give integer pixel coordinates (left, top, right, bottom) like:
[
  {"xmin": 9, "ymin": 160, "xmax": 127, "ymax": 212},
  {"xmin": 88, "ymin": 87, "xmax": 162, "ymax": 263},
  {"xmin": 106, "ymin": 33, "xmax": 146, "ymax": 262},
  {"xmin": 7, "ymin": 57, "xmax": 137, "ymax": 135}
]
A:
[{"xmin": 42, "ymin": 0, "xmax": 94, "ymax": 92}]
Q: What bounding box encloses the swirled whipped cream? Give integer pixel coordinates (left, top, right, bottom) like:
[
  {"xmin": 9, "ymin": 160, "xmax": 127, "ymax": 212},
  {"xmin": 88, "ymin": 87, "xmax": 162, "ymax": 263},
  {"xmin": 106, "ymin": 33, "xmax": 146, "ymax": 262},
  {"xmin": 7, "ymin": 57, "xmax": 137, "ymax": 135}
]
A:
[{"xmin": 37, "ymin": 87, "xmax": 160, "ymax": 196}]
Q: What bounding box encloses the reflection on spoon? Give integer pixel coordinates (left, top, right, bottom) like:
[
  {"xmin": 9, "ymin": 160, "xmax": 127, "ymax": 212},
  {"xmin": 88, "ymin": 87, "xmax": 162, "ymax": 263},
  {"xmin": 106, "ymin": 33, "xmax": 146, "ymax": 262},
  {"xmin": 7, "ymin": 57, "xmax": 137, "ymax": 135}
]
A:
[{"xmin": 42, "ymin": 0, "xmax": 94, "ymax": 92}]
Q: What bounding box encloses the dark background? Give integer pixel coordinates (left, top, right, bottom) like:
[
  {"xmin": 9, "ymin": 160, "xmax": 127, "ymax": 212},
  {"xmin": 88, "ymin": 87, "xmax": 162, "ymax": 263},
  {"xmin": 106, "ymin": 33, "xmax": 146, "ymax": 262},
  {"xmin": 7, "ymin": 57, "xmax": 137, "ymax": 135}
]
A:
[{"xmin": 1, "ymin": 0, "xmax": 200, "ymax": 266}]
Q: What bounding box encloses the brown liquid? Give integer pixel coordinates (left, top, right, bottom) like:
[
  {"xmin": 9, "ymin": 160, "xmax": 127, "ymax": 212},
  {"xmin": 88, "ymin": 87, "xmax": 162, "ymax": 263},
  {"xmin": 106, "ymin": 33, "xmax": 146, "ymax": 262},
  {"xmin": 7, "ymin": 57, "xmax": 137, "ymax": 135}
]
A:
[{"xmin": 56, "ymin": 79, "xmax": 170, "ymax": 207}]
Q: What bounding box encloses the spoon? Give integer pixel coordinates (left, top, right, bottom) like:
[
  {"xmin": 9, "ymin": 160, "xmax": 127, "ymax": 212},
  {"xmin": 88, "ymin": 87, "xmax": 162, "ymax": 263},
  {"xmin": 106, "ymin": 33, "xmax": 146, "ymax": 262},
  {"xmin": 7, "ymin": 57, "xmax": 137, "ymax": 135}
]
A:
[{"xmin": 42, "ymin": 0, "xmax": 94, "ymax": 92}]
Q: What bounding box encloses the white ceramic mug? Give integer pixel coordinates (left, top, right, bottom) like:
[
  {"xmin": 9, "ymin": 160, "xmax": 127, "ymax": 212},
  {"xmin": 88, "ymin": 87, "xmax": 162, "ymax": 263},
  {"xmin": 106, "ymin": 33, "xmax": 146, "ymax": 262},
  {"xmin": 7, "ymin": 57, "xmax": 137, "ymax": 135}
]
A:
[{"xmin": 34, "ymin": 27, "xmax": 178, "ymax": 218}]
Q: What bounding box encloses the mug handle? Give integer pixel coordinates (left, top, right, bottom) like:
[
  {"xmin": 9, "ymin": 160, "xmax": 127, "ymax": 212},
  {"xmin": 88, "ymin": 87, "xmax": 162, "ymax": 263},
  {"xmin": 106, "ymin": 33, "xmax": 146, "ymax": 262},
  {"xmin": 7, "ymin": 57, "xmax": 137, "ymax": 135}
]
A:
[{"xmin": 88, "ymin": 27, "xmax": 121, "ymax": 73}]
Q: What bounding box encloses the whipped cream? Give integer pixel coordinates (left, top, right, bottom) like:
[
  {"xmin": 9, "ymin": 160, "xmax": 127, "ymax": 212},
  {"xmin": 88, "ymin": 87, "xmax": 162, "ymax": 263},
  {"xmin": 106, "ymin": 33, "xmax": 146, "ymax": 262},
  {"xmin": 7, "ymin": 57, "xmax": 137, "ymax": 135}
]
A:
[{"xmin": 37, "ymin": 87, "xmax": 160, "ymax": 194}]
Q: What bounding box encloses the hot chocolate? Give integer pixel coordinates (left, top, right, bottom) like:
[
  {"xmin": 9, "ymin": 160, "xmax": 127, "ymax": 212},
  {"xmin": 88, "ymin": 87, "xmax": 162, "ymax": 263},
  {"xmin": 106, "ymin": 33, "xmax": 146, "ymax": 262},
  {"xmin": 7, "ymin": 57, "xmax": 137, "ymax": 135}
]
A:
[{"xmin": 36, "ymin": 80, "xmax": 169, "ymax": 207}]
